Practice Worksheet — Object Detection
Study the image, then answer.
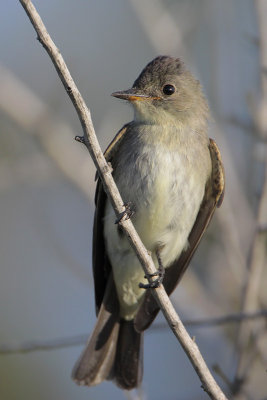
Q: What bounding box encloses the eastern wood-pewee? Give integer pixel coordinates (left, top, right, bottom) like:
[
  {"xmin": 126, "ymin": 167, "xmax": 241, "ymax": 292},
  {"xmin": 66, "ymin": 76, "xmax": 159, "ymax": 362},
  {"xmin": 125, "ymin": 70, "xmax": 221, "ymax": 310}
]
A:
[{"xmin": 72, "ymin": 56, "xmax": 225, "ymax": 390}]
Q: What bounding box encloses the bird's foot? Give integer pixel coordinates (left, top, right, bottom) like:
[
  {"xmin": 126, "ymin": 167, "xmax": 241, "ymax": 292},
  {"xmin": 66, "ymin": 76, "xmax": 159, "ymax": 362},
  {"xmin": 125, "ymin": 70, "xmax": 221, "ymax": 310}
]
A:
[
  {"xmin": 139, "ymin": 251, "xmax": 165, "ymax": 289},
  {"xmin": 115, "ymin": 202, "xmax": 135, "ymax": 224}
]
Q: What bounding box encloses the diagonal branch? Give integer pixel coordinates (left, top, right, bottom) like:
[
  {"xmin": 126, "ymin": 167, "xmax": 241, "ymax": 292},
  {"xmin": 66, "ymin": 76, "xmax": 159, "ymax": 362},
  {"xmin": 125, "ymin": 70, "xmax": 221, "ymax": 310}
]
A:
[{"xmin": 19, "ymin": 1, "xmax": 227, "ymax": 398}]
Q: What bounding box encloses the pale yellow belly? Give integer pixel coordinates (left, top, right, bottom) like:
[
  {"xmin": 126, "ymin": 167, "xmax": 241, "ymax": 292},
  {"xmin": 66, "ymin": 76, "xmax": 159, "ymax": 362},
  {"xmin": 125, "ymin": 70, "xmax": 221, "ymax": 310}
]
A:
[{"xmin": 103, "ymin": 165, "xmax": 205, "ymax": 320}]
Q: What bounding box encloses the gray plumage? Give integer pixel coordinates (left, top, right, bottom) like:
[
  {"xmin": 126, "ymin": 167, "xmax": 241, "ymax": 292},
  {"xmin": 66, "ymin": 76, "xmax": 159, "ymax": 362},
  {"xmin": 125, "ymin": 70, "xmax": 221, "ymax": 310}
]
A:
[{"xmin": 72, "ymin": 56, "xmax": 225, "ymax": 390}]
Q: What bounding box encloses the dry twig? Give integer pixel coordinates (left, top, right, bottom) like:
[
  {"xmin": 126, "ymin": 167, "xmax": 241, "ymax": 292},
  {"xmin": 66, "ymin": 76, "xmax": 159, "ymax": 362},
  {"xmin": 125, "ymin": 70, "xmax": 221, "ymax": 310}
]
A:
[
  {"xmin": 231, "ymin": 1, "xmax": 267, "ymax": 396},
  {"xmin": 1, "ymin": 310, "xmax": 266, "ymax": 355}
]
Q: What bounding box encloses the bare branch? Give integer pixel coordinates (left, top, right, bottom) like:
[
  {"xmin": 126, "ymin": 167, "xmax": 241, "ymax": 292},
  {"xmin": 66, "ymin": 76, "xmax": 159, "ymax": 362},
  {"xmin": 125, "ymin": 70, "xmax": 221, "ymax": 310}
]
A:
[
  {"xmin": 0, "ymin": 334, "xmax": 88, "ymax": 354},
  {"xmin": 232, "ymin": 1, "xmax": 267, "ymax": 395},
  {"xmin": 1, "ymin": 310, "xmax": 265, "ymax": 355},
  {"xmin": 234, "ymin": 154, "xmax": 267, "ymax": 386},
  {"xmin": 19, "ymin": 1, "xmax": 227, "ymax": 398},
  {"xmin": 0, "ymin": 63, "xmax": 96, "ymax": 202},
  {"xmin": 174, "ymin": 310, "xmax": 267, "ymax": 329},
  {"xmin": 129, "ymin": 0, "xmax": 186, "ymax": 56}
]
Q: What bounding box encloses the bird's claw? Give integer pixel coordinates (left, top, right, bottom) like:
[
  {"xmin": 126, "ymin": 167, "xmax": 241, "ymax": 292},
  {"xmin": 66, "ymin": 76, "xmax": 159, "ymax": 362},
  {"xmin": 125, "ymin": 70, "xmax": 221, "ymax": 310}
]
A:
[
  {"xmin": 115, "ymin": 202, "xmax": 135, "ymax": 224},
  {"xmin": 139, "ymin": 264, "xmax": 165, "ymax": 289}
]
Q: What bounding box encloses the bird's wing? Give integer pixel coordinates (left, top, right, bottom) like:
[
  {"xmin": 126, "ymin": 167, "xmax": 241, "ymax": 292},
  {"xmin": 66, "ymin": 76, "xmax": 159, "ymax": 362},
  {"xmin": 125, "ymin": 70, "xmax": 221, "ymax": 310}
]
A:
[
  {"xmin": 92, "ymin": 124, "xmax": 130, "ymax": 314},
  {"xmin": 134, "ymin": 138, "xmax": 225, "ymax": 332}
]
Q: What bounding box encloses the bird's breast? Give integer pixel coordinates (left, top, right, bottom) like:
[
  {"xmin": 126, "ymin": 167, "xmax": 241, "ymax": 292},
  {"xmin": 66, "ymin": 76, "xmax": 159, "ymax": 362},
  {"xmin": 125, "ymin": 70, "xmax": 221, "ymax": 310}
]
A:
[
  {"xmin": 103, "ymin": 126, "xmax": 211, "ymax": 318},
  {"xmin": 113, "ymin": 140, "xmax": 209, "ymax": 267}
]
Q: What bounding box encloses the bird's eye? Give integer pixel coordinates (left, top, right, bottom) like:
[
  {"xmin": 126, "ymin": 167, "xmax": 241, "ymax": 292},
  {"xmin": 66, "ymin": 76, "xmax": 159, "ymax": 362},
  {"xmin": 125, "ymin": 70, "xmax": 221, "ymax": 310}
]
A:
[{"xmin": 162, "ymin": 84, "xmax": 176, "ymax": 95}]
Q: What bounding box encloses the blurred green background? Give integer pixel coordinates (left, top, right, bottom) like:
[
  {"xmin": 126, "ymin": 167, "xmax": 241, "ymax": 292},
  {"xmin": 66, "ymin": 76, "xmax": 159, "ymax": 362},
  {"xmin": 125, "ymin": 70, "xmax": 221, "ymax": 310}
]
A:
[{"xmin": 0, "ymin": 1, "xmax": 266, "ymax": 399}]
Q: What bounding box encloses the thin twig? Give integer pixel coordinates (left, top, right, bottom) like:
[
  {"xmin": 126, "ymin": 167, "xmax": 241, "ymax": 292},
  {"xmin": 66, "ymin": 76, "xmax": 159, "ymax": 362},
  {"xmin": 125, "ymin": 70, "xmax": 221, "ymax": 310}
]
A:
[
  {"xmin": 233, "ymin": 153, "xmax": 267, "ymax": 388},
  {"xmin": 19, "ymin": 1, "xmax": 227, "ymax": 398},
  {"xmin": 232, "ymin": 1, "xmax": 267, "ymax": 394},
  {"xmin": 0, "ymin": 63, "xmax": 96, "ymax": 202},
  {"xmin": 1, "ymin": 310, "xmax": 266, "ymax": 355},
  {"xmin": 0, "ymin": 334, "xmax": 88, "ymax": 354},
  {"xmin": 171, "ymin": 310, "xmax": 267, "ymax": 329}
]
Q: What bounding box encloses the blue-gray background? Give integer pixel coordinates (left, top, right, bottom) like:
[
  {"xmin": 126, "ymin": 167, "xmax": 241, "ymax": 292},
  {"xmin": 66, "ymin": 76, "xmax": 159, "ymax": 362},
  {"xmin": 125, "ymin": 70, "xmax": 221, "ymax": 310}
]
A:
[{"xmin": 0, "ymin": 1, "xmax": 266, "ymax": 400}]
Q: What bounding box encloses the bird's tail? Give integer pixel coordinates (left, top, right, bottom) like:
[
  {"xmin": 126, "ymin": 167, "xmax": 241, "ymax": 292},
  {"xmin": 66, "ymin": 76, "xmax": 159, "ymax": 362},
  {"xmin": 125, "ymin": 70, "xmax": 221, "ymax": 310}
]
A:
[
  {"xmin": 114, "ymin": 319, "xmax": 143, "ymax": 389},
  {"xmin": 72, "ymin": 279, "xmax": 143, "ymax": 389}
]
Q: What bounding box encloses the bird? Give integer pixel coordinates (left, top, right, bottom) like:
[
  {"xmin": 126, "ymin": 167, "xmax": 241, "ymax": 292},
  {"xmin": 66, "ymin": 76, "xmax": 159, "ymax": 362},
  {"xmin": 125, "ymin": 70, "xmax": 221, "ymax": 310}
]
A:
[{"xmin": 72, "ymin": 55, "xmax": 225, "ymax": 390}]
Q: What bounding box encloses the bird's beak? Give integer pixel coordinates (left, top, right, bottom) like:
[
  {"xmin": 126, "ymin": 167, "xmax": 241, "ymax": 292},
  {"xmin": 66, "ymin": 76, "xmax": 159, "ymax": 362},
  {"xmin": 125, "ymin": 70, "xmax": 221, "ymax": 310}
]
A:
[{"xmin": 111, "ymin": 88, "xmax": 160, "ymax": 102}]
